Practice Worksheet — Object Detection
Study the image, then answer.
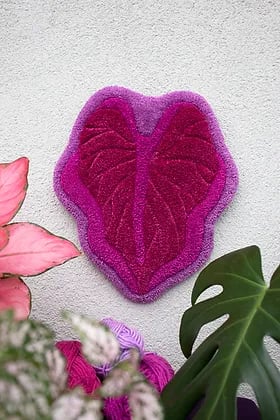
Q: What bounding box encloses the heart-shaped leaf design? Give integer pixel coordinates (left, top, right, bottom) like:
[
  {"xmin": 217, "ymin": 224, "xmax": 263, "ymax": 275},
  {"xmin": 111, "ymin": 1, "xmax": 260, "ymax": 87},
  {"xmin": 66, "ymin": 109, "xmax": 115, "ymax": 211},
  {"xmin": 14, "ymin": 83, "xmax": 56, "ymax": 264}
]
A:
[
  {"xmin": 161, "ymin": 246, "xmax": 280, "ymax": 419},
  {"xmin": 0, "ymin": 276, "xmax": 30, "ymax": 319},
  {"xmin": 0, "ymin": 223, "xmax": 80, "ymax": 277},
  {"xmin": 54, "ymin": 87, "xmax": 238, "ymax": 301},
  {"xmin": 0, "ymin": 157, "xmax": 28, "ymax": 225}
]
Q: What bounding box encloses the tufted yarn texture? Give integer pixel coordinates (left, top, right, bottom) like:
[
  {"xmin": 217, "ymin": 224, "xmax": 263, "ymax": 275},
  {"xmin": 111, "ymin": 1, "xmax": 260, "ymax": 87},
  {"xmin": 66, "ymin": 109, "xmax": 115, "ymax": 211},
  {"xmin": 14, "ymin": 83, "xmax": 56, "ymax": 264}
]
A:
[
  {"xmin": 56, "ymin": 340, "xmax": 101, "ymax": 394},
  {"xmin": 54, "ymin": 87, "xmax": 238, "ymax": 302},
  {"xmin": 94, "ymin": 317, "xmax": 145, "ymax": 377}
]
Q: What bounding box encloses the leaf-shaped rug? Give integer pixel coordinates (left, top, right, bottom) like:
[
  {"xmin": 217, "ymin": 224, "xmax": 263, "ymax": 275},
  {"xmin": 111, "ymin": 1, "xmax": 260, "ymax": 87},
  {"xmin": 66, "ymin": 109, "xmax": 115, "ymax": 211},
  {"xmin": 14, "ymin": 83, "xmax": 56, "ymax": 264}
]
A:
[
  {"xmin": 54, "ymin": 87, "xmax": 238, "ymax": 302},
  {"xmin": 161, "ymin": 246, "xmax": 280, "ymax": 419}
]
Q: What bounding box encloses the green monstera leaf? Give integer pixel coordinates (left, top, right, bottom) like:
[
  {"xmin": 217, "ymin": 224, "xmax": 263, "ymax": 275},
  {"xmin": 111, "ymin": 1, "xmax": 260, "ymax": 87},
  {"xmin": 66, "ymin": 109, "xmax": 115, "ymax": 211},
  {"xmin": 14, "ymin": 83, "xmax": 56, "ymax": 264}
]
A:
[{"xmin": 161, "ymin": 246, "xmax": 280, "ymax": 420}]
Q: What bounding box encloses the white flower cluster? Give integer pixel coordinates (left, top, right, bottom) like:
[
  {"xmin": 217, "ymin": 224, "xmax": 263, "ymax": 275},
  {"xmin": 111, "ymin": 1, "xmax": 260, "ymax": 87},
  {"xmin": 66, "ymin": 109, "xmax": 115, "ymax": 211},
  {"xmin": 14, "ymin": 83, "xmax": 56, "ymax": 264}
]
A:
[
  {"xmin": 46, "ymin": 348, "xmax": 67, "ymax": 399},
  {"xmin": 0, "ymin": 311, "xmax": 164, "ymax": 420},
  {"xmin": 129, "ymin": 381, "xmax": 164, "ymax": 420},
  {"xmin": 0, "ymin": 360, "xmax": 50, "ymax": 418},
  {"xmin": 63, "ymin": 311, "xmax": 120, "ymax": 366},
  {"xmin": 52, "ymin": 389, "xmax": 103, "ymax": 420}
]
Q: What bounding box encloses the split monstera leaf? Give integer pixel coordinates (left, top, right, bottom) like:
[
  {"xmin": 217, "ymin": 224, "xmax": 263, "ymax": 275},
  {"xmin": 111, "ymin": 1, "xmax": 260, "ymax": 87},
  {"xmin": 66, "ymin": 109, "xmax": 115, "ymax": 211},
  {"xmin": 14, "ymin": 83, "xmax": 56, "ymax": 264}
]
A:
[
  {"xmin": 0, "ymin": 157, "xmax": 80, "ymax": 319},
  {"xmin": 162, "ymin": 246, "xmax": 280, "ymax": 419}
]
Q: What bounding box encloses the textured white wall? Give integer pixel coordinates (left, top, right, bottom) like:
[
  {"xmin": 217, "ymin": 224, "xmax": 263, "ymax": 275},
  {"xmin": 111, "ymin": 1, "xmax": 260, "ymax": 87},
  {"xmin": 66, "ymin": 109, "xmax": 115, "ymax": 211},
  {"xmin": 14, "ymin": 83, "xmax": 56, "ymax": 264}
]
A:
[{"xmin": 1, "ymin": 0, "xmax": 280, "ymax": 397}]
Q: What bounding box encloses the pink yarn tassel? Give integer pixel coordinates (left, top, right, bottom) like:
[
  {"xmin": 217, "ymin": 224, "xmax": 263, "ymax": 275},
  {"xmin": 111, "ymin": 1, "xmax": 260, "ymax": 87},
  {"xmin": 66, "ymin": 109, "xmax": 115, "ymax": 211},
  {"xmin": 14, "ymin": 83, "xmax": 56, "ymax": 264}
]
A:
[
  {"xmin": 56, "ymin": 340, "xmax": 101, "ymax": 394},
  {"xmin": 103, "ymin": 352, "xmax": 174, "ymax": 420},
  {"xmin": 140, "ymin": 352, "xmax": 174, "ymax": 392},
  {"xmin": 56, "ymin": 320, "xmax": 174, "ymax": 420},
  {"xmin": 94, "ymin": 318, "xmax": 145, "ymax": 377}
]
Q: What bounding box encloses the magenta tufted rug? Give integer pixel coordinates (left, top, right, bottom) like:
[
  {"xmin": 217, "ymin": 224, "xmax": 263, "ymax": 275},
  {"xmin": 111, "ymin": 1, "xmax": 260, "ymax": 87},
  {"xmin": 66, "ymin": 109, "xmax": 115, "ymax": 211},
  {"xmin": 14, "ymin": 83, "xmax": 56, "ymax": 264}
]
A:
[{"xmin": 54, "ymin": 87, "xmax": 238, "ymax": 302}]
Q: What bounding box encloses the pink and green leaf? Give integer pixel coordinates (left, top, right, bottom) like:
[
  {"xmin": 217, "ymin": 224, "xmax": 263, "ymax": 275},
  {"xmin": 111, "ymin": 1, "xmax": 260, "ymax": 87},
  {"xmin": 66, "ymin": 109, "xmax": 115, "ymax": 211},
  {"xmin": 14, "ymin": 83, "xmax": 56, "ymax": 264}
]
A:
[
  {"xmin": 0, "ymin": 276, "xmax": 31, "ymax": 319},
  {"xmin": 0, "ymin": 222, "xmax": 81, "ymax": 277},
  {"xmin": 0, "ymin": 157, "xmax": 29, "ymax": 226}
]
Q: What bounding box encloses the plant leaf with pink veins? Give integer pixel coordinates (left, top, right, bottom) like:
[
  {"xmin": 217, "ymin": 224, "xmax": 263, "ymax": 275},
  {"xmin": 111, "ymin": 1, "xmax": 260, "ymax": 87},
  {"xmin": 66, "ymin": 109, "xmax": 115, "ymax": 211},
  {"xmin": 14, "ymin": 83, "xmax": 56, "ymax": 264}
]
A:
[
  {"xmin": 0, "ymin": 223, "xmax": 81, "ymax": 277},
  {"xmin": 0, "ymin": 157, "xmax": 29, "ymax": 225},
  {"xmin": 0, "ymin": 277, "xmax": 31, "ymax": 319}
]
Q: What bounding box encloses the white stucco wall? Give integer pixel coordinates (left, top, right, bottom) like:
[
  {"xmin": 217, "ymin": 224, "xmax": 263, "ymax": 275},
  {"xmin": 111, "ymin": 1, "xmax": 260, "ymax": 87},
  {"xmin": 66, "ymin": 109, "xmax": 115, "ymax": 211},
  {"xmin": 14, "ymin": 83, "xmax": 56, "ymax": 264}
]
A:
[{"xmin": 1, "ymin": 0, "xmax": 280, "ymax": 398}]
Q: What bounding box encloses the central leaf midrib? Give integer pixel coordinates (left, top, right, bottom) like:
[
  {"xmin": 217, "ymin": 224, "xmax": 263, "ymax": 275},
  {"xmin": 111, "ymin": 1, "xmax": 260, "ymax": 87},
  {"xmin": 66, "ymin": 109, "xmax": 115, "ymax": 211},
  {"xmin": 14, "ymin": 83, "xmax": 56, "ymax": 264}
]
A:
[
  {"xmin": 0, "ymin": 251, "xmax": 52, "ymax": 258},
  {"xmin": 205, "ymin": 287, "xmax": 266, "ymax": 419}
]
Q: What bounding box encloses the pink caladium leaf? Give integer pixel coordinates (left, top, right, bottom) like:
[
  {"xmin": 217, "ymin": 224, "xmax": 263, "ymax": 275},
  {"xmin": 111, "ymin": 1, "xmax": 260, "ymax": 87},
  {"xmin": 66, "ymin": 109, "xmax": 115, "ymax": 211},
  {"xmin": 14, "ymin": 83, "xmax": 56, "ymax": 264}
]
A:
[
  {"xmin": 0, "ymin": 227, "xmax": 8, "ymax": 251},
  {"xmin": 0, "ymin": 157, "xmax": 29, "ymax": 226},
  {"xmin": 0, "ymin": 276, "xmax": 31, "ymax": 319},
  {"xmin": 54, "ymin": 87, "xmax": 238, "ymax": 302},
  {"xmin": 0, "ymin": 223, "xmax": 80, "ymax": 277}
]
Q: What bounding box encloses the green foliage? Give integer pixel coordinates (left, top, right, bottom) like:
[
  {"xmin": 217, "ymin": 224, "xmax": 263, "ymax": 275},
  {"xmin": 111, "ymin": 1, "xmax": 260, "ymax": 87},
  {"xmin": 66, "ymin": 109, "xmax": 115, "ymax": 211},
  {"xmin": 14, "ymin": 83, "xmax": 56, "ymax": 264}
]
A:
[
  {"xmin": 0, "ymin": 311, "xmax": 56, "ymax": 418},
  {"xmin": 161, "ymin": 246, "xmax": 280, "ymax": 420}
]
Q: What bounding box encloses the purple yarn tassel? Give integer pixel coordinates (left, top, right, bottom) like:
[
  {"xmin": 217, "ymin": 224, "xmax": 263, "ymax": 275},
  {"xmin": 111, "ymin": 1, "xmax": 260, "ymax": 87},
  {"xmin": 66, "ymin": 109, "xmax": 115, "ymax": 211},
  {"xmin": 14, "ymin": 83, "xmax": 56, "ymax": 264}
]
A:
[{"xmin": 94, "ymin": 318, "xmax": 144, "ymax": 377}]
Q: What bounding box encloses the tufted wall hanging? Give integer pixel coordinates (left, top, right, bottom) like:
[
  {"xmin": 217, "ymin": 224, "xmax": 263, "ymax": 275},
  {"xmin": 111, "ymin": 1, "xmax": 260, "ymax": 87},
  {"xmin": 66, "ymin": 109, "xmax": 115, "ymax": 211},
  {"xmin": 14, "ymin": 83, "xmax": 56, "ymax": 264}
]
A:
[{"xmin": 54, "ymin": 87, "xmax": 238, "ymax": 302}]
